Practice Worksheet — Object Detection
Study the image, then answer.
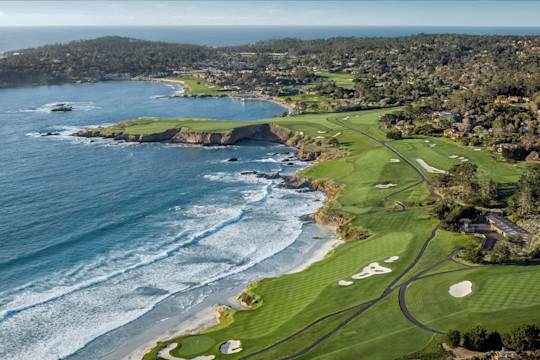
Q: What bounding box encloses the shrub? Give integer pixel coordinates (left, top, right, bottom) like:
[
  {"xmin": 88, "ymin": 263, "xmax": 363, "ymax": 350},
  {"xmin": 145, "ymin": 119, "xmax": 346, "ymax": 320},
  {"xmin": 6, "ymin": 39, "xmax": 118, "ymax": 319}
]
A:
[{"xmin": 445, "ymin": 329, "xmax": 461, "ymax": 348}]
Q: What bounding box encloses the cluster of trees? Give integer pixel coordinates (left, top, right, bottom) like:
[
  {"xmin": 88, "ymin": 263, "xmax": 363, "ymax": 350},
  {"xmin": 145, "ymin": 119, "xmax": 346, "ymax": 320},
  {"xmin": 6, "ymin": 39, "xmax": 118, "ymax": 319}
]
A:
[
  {"xmin": 445, "ymin": 323, "xmax": 540, "ymax": 353},
  {"xmin": 430, "ymin": 202, "xmax": 475, "ymax": 232},
  {"xmin": 2, "ymin": 34, "xmax": 540, "ymax": 152},
  {"xmin": 509, "ymin": 164, "xmax": 540, "ymax": 216},
  {"xmin": 431, "ymin": 163, "xmax": 501, "ymax": 207},
  {"xmin": 381, "ymin": 100, "xmax": 540, "ymax": 157},
  {"xmin": 0, "ymin": 37, "xmax": 215, "ymax": 85}
]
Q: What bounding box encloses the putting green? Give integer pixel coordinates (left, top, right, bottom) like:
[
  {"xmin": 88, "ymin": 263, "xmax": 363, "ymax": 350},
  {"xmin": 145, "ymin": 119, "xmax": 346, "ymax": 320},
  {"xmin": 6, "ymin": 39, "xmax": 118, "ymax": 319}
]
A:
[{"xmin": 406, "ymin": 266, "xmax": 540, "ymax": 333}]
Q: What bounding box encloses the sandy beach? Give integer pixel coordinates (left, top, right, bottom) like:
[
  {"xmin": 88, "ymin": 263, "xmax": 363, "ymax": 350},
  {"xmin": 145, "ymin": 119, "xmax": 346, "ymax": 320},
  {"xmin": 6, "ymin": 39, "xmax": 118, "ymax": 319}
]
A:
[{"xmin": 99, "ymin": 224, "xmax": 339, "ymax": 360}]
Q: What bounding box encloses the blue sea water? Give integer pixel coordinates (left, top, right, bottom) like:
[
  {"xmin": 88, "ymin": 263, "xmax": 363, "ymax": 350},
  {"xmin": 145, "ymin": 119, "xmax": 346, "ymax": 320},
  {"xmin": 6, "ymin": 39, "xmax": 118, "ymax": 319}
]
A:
[
  {"xmin": 1, "ymin": 25, "xmax": 540, "ymax": 53},
  {"xmin": 0, "ymin": 81, "xmax": 329, "ymax": 359}
]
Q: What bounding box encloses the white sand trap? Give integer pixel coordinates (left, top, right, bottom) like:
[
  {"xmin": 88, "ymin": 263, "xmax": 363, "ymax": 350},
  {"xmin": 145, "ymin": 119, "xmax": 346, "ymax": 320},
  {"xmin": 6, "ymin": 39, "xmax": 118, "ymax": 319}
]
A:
[
  {"xmin": 415, "ymin": 159, "xmax": 448, "ymax": 174},
  {"xmin": 474, "ymin": 148, "xmax": 482, "ymax": 151},
  {"xmin": 220, "ymin": 340, "xmax": 242, "ymax": 354},
  {"xmin": 158, "ymin": 343, "xmax": 216, "ymax": 360},
  {"xmin": 448, "ymin": 155, "xmax": 459, "ymax": 159},
  {"xmin": 460, "ymin": 159, "xmax": 468, "ymax": 162},
  {"xmin": 332, "ymin": 132, "xmax": 341, "ymax": 137},
  {"xmin": 458, "ymin": 156, "xmax": 465, "ymax": 160},
  {"xmin": 317, "ymin": 130, "xmax": 327, "ymax": 134},
  {"xmin": 375, "ymin": 183, "xmax": 397, "ymax": 189},
  {"xmin": 338, "ymin": 280, "xmax": 354, "ymax": 286},
  {"xmin": 384, "ymin": 256, "xmax": 399, "ymax": 263},
  {"xmin": 355, "ymin": 115, "xmax": 359, "ymax": 117},
  {"xmin": 315, "ymin": 136, "xmax": 324, "ymax": 139},
  {"xmin": 429, "ymin": 144, "xmax": 436, "ymax": 147},
  {"xmin": 352, "ymin": 262, "xmax": 392, "ymax": 280},
  {"xmin": 449, "ymin": 281, "xmax": 472, "ymax": 298},
  {"xmin": 390, "ymin": 158, "xmax": 400, "ymax": 163},
  {"xmin": 298, "ymin": 131, "xmax": 304, "ymax": 135},
  {"xmin": 423, "ymin": 140, "xmax": 430, "ymax": 143}
]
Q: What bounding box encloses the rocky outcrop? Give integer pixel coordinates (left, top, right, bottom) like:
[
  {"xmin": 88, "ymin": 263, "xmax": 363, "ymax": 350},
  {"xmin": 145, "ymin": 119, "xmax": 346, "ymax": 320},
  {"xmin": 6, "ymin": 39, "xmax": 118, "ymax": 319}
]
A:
[
  {"xmin": 526, "ymin": 151, "xmax": 540, "ymax": 162},
  {"xmin": 78, "ymin": 123, "xmax": 295, "ymax": 146},
  {"xmin": 77, "ymin": 128, "xmax": 183, "ymax": 142}
]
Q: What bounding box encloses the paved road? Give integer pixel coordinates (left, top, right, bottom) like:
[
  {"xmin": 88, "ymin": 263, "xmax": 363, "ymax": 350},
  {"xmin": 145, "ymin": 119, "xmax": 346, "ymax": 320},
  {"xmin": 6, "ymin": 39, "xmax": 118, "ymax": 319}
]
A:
[{"xmin": 237, "ymin": 118, "xmax": 458, "ymax": 360}]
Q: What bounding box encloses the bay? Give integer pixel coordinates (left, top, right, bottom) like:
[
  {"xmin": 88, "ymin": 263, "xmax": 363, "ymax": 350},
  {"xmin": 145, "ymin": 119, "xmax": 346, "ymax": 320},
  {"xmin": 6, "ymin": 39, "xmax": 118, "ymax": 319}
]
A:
[{"xmin": 0, "ymin": 81, "xmax": 333, "ymax": 360}]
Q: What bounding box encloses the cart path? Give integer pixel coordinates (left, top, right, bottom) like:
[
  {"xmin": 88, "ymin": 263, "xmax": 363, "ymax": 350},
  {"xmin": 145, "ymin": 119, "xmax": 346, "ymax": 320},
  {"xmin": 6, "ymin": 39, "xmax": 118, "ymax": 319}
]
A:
[{"xmin": 237, "ymin": 118, "xmax": 458, "ymax": 359}]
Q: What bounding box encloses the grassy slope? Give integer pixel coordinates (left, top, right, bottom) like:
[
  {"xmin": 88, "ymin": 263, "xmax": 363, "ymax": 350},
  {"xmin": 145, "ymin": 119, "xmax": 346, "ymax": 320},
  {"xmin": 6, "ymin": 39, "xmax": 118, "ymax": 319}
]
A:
[
  {"xmin": 391, "ymin": 136, "xmax": 522, "ymax": 183},
  {"xmin": 166, "ymin": 75, "xmax": 232, "ymax": 96},
  {"xmin": 126, "ymin": 108, "xmax": 538, "ymax": 360}
]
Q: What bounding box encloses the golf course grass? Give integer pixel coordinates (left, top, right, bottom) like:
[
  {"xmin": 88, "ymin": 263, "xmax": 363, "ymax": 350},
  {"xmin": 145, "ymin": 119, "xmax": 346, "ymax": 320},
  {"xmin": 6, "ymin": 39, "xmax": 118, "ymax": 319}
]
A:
[
  {"xmin": 166, "ymin": 75, "xmax": 232, "ymax": 96},
  {"xmin": 104, "ymin": 107, "xmax": 539, "ymax": 360}
]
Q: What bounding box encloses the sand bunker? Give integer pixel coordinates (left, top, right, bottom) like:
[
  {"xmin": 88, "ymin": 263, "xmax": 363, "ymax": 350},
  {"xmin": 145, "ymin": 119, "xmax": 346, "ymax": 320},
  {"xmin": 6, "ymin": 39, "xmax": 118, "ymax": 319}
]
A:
[
  {"xmin": 375, "ymin": 183, "xmax": 397, "ymax": 189},
  {"xmin": 352, "ymin": 263, "xmax": 392, "ymax": 280},
  {"xmin": 384, "ymin": 256, "xmax": 399, "ymax": 263},
  {"xmin": 460, "ymin": 159, "xmax": 469, "ymax": 162},
  {"xmin": 220, "ymin": 340, "xmax": 242, "ymax": 354},
  {"xmin": 338, "ymin": 280, "xmax": 354, "ymax": 286},
  {"xmin": 317, "ymin": 130, "xmax": 327, "ymax": 134},
  {"xmin": 315, "ymin": 136, "xmax": 325, "ymax": 139},
  {"xmin": 474, "ymin": 148, "xmax": 482, "ymax": 151},
  {"xmin": 158, "ymin": 343, "xmax": 216, "ymax": 360},
  {"xmin": 448, "ymin": 155, "xmax": 459, "ymax": 159},
  {"xmin": 415, "ymin": 159, "xmax": 448, "ymax": 174},
  {"xmin": 332, "ymin": 132, "xmax": 341, "ymax": 137},
  {"xmin": 389, "ymin": 158, "xmax": 401, "ymax": 163},
  {"xmin": 429, "ymin": 144, "xmax": 436, "ymax": 147},
  {"xmin": 449, "ymin": 281, "xmax": 472, "ymax": 298},
  {"xmin": 298, "ymin": 131, "xmax": 304, "ymax": 135},
  {"xmin": 423, "ymin": 140, "xmax": 430, "ymax": 143}
]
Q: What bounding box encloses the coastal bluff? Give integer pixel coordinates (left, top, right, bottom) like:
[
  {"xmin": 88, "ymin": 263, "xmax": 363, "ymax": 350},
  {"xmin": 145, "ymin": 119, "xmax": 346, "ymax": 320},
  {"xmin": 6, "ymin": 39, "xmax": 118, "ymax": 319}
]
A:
[{"xmin": 76, "ymin": 123, "xmax": 294, "ymax": 146}]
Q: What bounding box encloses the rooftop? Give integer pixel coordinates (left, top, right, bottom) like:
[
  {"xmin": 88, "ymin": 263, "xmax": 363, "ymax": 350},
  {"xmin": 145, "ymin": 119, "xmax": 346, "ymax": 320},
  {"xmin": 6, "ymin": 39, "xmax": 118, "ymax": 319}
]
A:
[{"xmin": 487, "ymin": 215, "xmax": 532, "ymax": 247}]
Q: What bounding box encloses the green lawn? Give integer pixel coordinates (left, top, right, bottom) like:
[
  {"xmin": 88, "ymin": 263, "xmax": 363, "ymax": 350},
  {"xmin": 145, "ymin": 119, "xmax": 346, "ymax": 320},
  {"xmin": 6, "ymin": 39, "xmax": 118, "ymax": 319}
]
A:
[
  {"xmin": 166, "ymin": 75, "xmax": 231, "ymax": 96},
  {"xmin": 391, "ymin": 137, "xmax": 522, "ymax": 183},
  {"xmin": 315, "ymin": 71, "xmax": 357, "ymax": 89},
  {"xmin": 86, "ymin": 117, "xmax": 248, "ymax": 135},
  {"xmin": 406, "ymin": 266, "xmax": 540, "ymax": 333},
  {"xmin": 95, "ymin": 107, "xmax": 535, "ymax": 360}
]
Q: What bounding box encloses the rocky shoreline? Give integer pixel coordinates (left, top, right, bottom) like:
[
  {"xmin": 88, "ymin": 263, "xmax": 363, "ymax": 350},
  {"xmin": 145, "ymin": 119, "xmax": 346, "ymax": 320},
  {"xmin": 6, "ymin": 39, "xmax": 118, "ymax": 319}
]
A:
[{"xmin": 75, "ymin": 123, "xmax": 350, "ymax": 229}]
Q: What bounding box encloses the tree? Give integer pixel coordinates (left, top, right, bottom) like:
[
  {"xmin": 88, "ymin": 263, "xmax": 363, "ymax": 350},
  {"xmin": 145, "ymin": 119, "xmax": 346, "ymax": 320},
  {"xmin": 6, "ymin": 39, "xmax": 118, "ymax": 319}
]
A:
[
  {"xmin": 463, "ymin": 324, "xmax": 488, "ymax": 351},
  {"xmin": 503, "ymin": 324, "xmax": 540, "ymax": 351},
  {"xmin": 445, "ymin": 329, "xmax": 461, "ymax": 348},
  {"xmin": 386, "ymin": 129, "xmax": 402, "ymax": 140},
  {"xmin": 462, "ymin": 243, "xmax": 484, "ymax": 264},
  {"xmin": 490, "ymin": 241, "xmax": 511, "ymax": 264}
]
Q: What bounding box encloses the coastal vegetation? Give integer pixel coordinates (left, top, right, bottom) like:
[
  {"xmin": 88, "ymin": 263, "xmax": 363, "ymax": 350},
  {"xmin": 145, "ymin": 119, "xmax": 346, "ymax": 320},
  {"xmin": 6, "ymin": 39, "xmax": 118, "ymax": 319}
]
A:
[
  {"xmin": 5, "ymin": 31, "xmax": 540, "ymax": 359},
  {"xmin": 80, "ymin": 107, "xmax": 539, "ymax": 360}
]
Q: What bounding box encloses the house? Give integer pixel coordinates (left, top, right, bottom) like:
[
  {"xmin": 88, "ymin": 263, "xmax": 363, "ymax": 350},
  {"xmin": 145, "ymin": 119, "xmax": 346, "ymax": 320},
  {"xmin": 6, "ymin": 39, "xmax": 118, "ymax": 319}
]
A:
[
  {"xmin": 443, "ymin": 128, "xmax": 465, "ymax": 139},
  {"xmin": 495, "ymin": 96, "xmax": 530, "ymax": 104},
  {"xmin": 486, "ymin": 215, "xmax": 532, "ymax": 248},
  {"xmin": 491, "ymin": 347, "xmax": 518, "ymax": 360}
]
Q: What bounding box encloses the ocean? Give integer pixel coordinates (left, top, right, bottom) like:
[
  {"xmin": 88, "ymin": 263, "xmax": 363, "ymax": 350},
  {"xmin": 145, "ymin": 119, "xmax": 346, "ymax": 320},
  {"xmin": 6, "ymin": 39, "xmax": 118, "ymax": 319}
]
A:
[
  {"xmin": 2, "ymin": 25, "xmax": 540, "ymax": 53},
  {"xmin": 2, "ymin": 25, "xmax": 538, "ymax": 360},
  {"xmin": 0, "ymin": 81, "xmax": 333, "ymax": 359}
]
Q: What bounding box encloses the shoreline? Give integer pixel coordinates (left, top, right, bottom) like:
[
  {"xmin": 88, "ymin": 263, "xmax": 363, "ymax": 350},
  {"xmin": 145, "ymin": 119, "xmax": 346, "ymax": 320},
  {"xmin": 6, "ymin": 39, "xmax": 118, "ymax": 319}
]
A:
[
  {"xmin": 103, "ymin": 224, "xmax": 340, "ymax": 360},
  {"xmin": 138, "ymin": 77, "xmax": 295, "ymax": 114}
]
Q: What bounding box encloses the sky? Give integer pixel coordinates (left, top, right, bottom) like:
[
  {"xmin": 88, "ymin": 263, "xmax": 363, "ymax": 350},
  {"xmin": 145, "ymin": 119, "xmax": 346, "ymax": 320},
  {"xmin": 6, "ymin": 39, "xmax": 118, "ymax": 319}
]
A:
[{"xmin": 1, "ymin": 1, "xmax": 540, "ymax": 27}]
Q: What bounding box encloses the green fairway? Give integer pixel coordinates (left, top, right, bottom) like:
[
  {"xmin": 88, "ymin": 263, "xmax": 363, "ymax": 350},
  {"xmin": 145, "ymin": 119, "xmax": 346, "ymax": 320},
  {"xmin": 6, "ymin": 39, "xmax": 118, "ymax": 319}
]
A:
[
  {"xmin": 166, "ymin": 75, "xmax": 232, "ymax": 96},
  {"xmin": 315, "ymin": 71, "xmax": 357, "ymax": 89},
  {"xmin": 105, "ymin": 107, "xmax": 535, "ymax": 360},
  {"xmin": 406, "ymin": 266, "xmax": 540, "ymax": 333},
  {"xmin": 391, "ymin": 137, "xmax": 522, "ymax": 183}
]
